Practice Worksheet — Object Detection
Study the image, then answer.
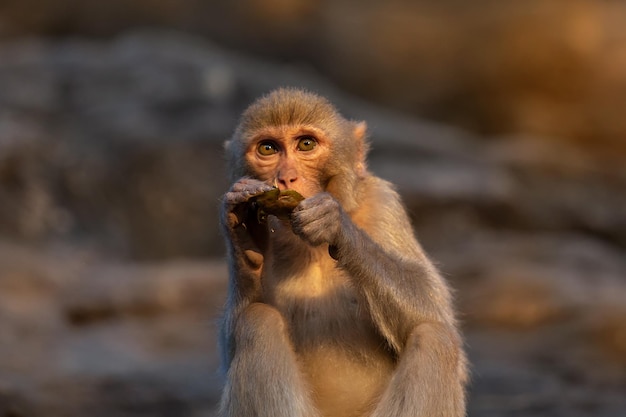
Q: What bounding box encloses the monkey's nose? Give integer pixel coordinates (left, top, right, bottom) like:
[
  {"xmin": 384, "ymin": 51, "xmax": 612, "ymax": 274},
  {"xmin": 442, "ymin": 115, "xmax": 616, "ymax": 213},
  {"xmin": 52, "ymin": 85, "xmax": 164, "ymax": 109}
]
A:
[
  {"xmin": 277, "ymin": 175, "xmax": 298, "ymax": 190},
  {"xmin": 276, "ymin": 164, "xmax": 298, "ymax": 188}
]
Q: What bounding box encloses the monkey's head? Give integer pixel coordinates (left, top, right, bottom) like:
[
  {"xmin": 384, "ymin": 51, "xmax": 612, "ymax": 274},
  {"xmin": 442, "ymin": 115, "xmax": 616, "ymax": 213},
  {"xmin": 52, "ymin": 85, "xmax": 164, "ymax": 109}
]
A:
[{"xmin": 225, "ymin": 88, "xmax": 370, "ymax": 212}]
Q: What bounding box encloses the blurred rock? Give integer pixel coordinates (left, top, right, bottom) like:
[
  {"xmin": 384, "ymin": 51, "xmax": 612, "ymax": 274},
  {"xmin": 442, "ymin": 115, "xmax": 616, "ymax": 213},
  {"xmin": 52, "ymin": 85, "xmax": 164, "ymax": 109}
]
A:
[
  {"xmin": 2, "ymin": 1, "xmax": 626, "ymax": 153},
  {"xmin": 439, "ymin": 233, "xmax": 626, "ymax": 326},
  {"xmin": 64, "ymin": 260, "xmax": 227, "ymax": 325},
  {"xmin": 0, "ymin": 32, "xmax": 625, "ymax": 417},
  {"xmin": 0, "ymin": 33, "xmax": 323, "ymax": 258},
  {"xmin": 1, "ymin": 32, "xmax": 625, "ymax": 260},
  {"xmin": 0, "ymin": 239, "xmax": 224, "ymax": 417}
]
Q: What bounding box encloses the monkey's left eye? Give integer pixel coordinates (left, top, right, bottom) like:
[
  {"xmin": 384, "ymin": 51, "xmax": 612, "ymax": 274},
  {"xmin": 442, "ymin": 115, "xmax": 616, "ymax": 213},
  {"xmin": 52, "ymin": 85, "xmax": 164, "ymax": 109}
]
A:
[
  {"xmin": 297, "ymin": 137, "xmax": 317, "ymax": 152},
  {"xmin": 257, "ymin": 141, "xmax": 278, "ymax": 156}
]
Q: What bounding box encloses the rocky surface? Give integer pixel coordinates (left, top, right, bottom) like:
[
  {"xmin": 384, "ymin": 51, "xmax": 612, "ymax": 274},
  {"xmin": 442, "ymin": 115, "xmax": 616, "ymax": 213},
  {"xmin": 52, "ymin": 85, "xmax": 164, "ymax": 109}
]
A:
[
  {"xmin": 2, "ymin": 0, "xmax": 626, "ymax": 152},
  {"xmin": 0, "ymin": 33, "xmax": 625, "ymax": 416}
]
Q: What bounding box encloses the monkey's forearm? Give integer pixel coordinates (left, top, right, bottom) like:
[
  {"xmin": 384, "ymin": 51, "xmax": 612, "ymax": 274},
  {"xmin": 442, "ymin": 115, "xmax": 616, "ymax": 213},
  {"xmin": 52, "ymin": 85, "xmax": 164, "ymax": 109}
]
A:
[
  {"xmin": 224, "ymin": 238, "xmax": 265, "ymax": 298},
  {"xmin": 334, "ymin": 217, "xmax": 455, "ymax": 353},
  {"xmin": 221, "ymin": 198, "xmax": 270, "ymax": 296},
  {"xmin": 290, "ymin": 192, "xmax": 455, "ymax": 350},
  {"xmin": 219, "ymin": 249, "xmax": 264, "ymax": 370}
]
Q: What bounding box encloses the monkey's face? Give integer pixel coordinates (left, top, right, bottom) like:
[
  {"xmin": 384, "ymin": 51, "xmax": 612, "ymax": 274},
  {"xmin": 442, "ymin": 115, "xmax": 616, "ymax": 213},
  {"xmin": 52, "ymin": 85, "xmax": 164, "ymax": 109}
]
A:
[{"xmin": 243, "ymin": 125, "xmax": 331, "ymax": 198}]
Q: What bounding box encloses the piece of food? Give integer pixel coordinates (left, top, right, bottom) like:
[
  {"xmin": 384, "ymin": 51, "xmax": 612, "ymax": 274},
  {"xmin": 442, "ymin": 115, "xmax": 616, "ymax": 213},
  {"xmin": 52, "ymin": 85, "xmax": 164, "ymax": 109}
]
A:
[{"xmin": 253, "ymin": 188, "xmax": 304, "ymax": 220}]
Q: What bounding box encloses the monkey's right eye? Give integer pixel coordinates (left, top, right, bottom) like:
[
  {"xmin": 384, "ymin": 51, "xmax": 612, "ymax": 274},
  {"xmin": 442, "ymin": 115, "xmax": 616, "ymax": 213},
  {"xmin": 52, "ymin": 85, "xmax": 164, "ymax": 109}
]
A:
[{"xmin": 257, "ymin": 141, "xmax": 278, "ymax": 156}]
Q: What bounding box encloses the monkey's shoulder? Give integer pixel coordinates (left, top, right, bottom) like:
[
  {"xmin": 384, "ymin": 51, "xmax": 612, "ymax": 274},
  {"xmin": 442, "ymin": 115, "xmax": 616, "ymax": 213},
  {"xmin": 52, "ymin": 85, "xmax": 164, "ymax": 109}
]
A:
[
  {"xmin": 352, "ymin": 176, "xmax": 407, "ymax": 224},
  {"xmin": 351, "ymin": 176, "xmax": 423, "ymax": 255}
]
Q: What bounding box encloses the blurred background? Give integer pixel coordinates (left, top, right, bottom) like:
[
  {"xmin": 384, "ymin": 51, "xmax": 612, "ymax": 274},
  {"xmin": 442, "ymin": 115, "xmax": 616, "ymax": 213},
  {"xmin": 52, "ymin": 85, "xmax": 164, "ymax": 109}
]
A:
[{"xmin": 0, "ymin": 1, "xmax": 625, "ymax": 416}]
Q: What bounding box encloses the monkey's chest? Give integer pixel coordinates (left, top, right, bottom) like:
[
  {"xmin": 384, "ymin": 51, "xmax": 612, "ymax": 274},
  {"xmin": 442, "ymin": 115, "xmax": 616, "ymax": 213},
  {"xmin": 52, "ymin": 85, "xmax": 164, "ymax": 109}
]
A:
[
  {"xmin": 265, "ymin": 260, "xmax": 372, "ymax": 347},
  {"xmin": 265, "ymin": 265, "xmax": 395, "ymax": 416}
]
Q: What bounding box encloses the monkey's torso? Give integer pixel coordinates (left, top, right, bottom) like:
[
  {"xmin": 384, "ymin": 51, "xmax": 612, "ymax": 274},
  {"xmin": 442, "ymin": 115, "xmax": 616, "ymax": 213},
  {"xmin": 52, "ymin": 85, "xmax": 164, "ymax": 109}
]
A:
[
  {"xmin": 261, "ymin": 218, "xmax": 395, "ymax": 417},
  {"xmin": 220, "ymin": 88, "xmax": 467, "ymax": 417}
]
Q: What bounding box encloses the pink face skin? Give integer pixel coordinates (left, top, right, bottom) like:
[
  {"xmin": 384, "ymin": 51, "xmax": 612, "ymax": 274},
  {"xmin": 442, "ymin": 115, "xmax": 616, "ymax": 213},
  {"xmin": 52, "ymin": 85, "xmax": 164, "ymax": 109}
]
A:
[{"xmin": 245, "ymin": 125, "xmax": 331, "ymax": 198}]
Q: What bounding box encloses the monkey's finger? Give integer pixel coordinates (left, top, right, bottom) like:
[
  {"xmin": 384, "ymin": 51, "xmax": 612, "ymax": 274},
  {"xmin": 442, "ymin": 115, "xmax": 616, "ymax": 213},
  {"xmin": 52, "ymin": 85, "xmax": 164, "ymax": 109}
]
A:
[
  {"xmin": 224, "ymin": 191, "xmax": 253, "ymax": 206},
  {"xmin": 230, "ymin": 180, "xmax": 275, "ymax": 196},
  {"xmin": 295, "ymin": 192, "xmax": 336, "ymax": 209},
  {"xmin": 293, "ymin": 203, "xmax": 340, "ymax": 226},
  {"xmin": 292, "ymin": 216, "xmax": 338, "ymax": 246},
  {"xmin": 292, "ymin": 202, "xmax": 337, "ymax": 226},
  {"xmin": 232, "ymin": 177, "xmax": 272, "ymax": 187},
  {"xmin": 225, "ymin": 183, "xmax": 275, "ymax": 206}
]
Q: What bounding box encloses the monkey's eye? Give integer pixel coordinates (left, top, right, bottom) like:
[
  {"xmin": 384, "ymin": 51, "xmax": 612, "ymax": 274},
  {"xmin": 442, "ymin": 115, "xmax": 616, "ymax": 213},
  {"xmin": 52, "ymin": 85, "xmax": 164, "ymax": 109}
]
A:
[
  {"xmin": 297, "ymin": 137, "xmax": 317, "ymax": 152},
  {"xmin": 257, "ymin": 141, "xmax": 278, "ymax": 156}
]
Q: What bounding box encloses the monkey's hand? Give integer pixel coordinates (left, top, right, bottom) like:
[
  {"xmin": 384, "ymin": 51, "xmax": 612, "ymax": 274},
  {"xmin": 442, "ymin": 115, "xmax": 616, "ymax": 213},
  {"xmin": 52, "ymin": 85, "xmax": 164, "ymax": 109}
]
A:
[
  {"xmin": 291, "ymin": 192, "xmax": 344, "ymax": 247},
  {"xmin": 221, "ymin": 178, "xmax": 275, "ymax": 267},
  {"xmin": 222, "ymin": 178, "xmax": 274, "ymax": 228}
]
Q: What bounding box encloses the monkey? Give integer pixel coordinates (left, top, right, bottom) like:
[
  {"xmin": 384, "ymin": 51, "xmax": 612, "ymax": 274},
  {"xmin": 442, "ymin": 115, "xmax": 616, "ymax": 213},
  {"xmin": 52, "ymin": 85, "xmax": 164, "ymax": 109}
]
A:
[{"xmin": 218, "ymin": 88, "xmax": 468, "ymax": 417}]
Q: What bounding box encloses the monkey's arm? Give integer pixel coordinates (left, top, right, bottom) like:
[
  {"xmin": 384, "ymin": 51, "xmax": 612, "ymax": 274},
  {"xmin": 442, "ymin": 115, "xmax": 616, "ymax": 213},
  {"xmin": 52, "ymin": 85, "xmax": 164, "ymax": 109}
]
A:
[
  {"xmin": 219, "ymin": 178, "xmax": 274, "ymax": 367},
  {"xmin": 291, "ymin": 182, "xmax": 456, "ymax": 354}
]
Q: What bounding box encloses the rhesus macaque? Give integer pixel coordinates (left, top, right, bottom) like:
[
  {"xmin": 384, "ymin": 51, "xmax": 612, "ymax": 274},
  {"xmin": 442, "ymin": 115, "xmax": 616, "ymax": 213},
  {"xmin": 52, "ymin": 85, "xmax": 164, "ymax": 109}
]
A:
[{"xmin": 218, "ymin": 88, "xmax": 468, "ymax": 417}]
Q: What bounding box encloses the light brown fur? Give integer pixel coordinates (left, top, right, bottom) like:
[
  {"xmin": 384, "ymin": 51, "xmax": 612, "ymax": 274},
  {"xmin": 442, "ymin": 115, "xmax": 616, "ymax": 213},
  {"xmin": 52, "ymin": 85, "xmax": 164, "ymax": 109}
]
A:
[{"xmin": 218, "ymin": 88, "xmax": 468, "ymax": 417}]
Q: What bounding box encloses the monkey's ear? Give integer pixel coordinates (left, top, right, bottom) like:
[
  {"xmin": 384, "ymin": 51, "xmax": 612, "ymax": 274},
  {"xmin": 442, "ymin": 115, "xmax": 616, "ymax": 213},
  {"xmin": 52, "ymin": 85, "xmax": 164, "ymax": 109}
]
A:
[
  {"xmin": 353, "ymin": 121, "xmax": 369, "ymax": 177},
  {"xmin": 354, "ymin": 121, "xmax": 367, "ymax": 141}
]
